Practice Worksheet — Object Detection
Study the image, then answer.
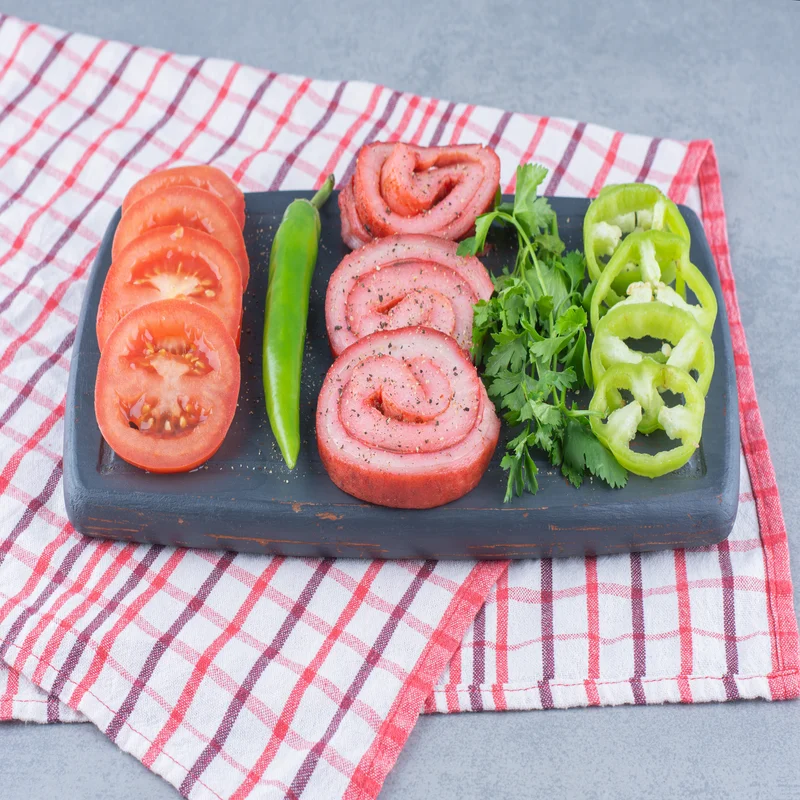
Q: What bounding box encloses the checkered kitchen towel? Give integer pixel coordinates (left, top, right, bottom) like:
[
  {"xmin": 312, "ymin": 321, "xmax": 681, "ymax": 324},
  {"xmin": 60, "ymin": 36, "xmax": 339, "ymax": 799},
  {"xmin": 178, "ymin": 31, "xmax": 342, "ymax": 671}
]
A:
[{"xmin": 0, "ymin": 12, "xmax": 797, "ymax": 800}]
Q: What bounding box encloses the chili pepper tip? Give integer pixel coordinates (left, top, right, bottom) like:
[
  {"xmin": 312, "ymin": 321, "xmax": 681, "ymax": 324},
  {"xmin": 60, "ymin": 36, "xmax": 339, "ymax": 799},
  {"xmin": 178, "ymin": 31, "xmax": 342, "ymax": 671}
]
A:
[{"xmin": 311, "ymin": 174, "xmax": 335, "ymax": 210}]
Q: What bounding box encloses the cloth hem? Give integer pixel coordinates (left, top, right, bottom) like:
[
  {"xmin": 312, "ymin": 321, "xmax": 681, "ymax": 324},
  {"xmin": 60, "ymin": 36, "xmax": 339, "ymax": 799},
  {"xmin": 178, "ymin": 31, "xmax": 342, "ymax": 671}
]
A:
[{"xmin": 343, "ymin": 561, "xmax": 507, "ymax": 800}]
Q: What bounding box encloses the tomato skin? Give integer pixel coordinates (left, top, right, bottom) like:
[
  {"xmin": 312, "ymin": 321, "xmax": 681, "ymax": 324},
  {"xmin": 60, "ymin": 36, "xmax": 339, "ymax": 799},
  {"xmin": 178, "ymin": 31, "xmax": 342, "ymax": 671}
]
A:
[
  {"xmin": 112, "ymin": 186, "xmax": 250, "ymax": 289},
  {"xmin": 122, "ymin": 166, "xmax": 246, "ymax": 230},
  {"xmin": 96, "ymin": 226, "xmax": 242, "ymax": 351},
  {"xmin": 95, "ymin": 299, "xmax": 240, "ymax": 473}
]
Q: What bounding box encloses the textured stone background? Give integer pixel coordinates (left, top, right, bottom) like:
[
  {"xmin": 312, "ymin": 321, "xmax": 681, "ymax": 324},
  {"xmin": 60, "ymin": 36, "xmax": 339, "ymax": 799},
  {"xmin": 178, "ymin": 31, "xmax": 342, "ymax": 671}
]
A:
[{"xmin": 1, "ymin": 2, "xmax": 798, "ymax": 798}]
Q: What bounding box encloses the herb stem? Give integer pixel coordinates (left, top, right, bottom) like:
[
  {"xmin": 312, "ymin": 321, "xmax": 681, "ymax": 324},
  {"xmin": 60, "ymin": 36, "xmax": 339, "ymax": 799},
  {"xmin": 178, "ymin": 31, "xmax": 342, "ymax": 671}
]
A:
[
  {"xmin": 496, "ymin": 211, "xmax": 557, "ymax": 352},
  {"xmin": 564, "ymin": 408, "xmax": 602, "ymax": 419}
]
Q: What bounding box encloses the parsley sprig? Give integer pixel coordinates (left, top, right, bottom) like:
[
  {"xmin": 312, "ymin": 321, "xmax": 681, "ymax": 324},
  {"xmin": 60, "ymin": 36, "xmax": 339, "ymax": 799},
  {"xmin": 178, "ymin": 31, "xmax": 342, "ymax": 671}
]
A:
[{"xmin": 458, "ymin": 164, "xmax": 627, "ymax": 500}]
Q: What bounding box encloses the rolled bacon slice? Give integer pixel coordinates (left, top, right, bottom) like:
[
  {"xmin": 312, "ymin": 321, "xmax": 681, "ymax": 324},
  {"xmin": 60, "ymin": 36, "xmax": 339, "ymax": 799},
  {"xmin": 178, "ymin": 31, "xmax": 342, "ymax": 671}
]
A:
[
  {"xmin": 325, "ymin": 235, "xmax": 494, "ymax": 356},
  {"xmin": 339, "ymin": 142, "xmax": 501, "ymax": 249},
  {"xmin": 316, "ymin": 326, "xmax": 500, "ymax": 509}
]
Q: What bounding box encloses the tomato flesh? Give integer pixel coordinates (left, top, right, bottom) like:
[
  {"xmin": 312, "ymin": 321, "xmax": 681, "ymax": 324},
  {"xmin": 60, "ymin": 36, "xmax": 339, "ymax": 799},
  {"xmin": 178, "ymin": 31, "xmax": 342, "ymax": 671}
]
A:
[
  {"xmin": 112, "ymin": 186, "xmax": 250, "ymax": 289},
  {"xmin": 95, "ymin": 298, "xmax": 240, "ymax": 473},
  {"xmin": 96, "ymin": 226, "xmax": 242, "ymax": 350},
  {"xmin": 122, "ymin": 165, "xmax": 246, "ymax": 230}
]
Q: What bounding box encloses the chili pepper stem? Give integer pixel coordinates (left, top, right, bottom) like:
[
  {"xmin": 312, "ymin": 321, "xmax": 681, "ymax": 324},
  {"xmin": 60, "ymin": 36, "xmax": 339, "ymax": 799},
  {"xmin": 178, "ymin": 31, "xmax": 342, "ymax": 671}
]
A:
[{"xmin": 310, "ymin": 174, "xmax": 335, "ymax": 210}]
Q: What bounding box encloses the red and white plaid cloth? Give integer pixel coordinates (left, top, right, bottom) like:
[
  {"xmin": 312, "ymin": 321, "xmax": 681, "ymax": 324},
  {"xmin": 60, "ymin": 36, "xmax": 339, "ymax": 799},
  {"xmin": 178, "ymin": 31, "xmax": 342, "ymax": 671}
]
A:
[{"xmin": 0, "ymin": 12, "xmax": 797, "ymax": 800}]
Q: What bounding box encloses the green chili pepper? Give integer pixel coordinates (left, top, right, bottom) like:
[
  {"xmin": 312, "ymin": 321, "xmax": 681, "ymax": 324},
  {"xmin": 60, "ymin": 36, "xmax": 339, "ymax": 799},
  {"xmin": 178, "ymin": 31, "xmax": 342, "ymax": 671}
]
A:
[
  {"xmin": 591, "ymin": 302, "xmax": 715, "ymax": 397},
  {"xmin": 263, "ymin": 174, "xmax": 334, "ymax": 469},
  {"xmin": 589, "ymin": 360, "xmax": 705, "ymax": 478},
  {"xmin": 584, "ymin": 183, "xmax": 690, "ymax": 290},
  {"xmin": 590, "ymin": 230, "xmax": 718, "ymax": 333}
]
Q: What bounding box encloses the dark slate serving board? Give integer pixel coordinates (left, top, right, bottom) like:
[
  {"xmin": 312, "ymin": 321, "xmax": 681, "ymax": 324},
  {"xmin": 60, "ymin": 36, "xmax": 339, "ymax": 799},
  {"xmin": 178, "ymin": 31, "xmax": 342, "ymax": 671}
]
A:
[{"xmin": 63, "ymin": 193, "xmax": 739, "ymax": 559}]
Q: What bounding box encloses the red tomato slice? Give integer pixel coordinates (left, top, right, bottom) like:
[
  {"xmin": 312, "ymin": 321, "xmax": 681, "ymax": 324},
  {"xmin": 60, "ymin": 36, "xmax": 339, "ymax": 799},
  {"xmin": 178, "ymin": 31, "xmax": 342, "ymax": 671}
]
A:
[
  {"xmin": 122, "ymin": 165, "xmax": 246, "ymax": 230},
  {"xmin": 112, "ymin": 186, "xmax": 250, "ymax": 290},
  {"xmin": 95, "ymin": 298, "xmax": 240, "ymax": 473},
  {"xmin": 97, "ymin": 226, "xmax": 242, "ymax": 351}
]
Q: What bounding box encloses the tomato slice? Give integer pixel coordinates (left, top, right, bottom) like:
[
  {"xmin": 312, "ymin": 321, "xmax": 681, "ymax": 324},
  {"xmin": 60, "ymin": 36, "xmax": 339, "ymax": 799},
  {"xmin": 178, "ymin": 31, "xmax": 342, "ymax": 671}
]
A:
[
  {"xmin": 95, "ymin": 298, "xmax": 240, "ymax": 473},
  {"xmin": 97, "ymin": 226, "xmax": 242, "ymax": 351},
  {"xmin": 112, "ymin": 186, "xmax": 250, "ymax": 290},
  {"xmin": 122, "ymin": 165, "xmax": 246, "ymax": 230}
]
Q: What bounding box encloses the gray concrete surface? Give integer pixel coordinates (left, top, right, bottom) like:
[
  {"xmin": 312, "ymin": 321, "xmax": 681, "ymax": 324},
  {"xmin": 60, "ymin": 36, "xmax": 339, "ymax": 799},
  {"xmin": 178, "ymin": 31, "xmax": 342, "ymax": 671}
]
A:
[{"xmin": 1, "ymin": 0, "xmax": 799, "ymax": 798}]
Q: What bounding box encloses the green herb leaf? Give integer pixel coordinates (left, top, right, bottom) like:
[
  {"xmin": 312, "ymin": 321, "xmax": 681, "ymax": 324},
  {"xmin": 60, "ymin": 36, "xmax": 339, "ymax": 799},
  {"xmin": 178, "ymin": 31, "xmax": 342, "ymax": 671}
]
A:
[
  {"xmin": 535, "ymin": 232, "xmax": 565, "ymax": 256},
  {"xmin": 497, "ymin": 200, "xmax": 515, "ymax": 215},
  {"xmin": 562, "ymin": 418, "xmax": 628, "ymax": 489},
  {"xmin": 561, "ymin": 329, "xmax": 590, "ymax": 388},
  {"xmin": 458, "ymin": 207, "xmax": 501, "ymax": 256},
  {"xmin": 536, "ymin": 368, "xmax": 578, "ymax": 394},
  {"xmin": 485, "ymin": 329, "xmax": 527, "ymax": 375},
  {"xmin": 581, "ymin": 279, "xmax": 597, "ymax": 312},
  {"xmin": 535, "ymin": 294, "xmax": 553, "ymax": 320},
  {"xmin": 560, "ymin": 250, "xmax": 586, "ymax": 290},
  {"xmin": 529, "ymin": 335, "xmax": 573, "ymax": 362},
  {"xmin": 582, "ymin": 333, "xmax": 593, "ymax": 390},
  {"xmin": 501, "ymin": 426, "xmax": 540, "ymax": 501},
  {"xmin": 487, "ymin": 369, "xmax": 532, "ymax": 406},
  {"xmin": 457, "ymin": 208, "xmax": 501, "ymax": 257},
  {"xmin": 527, "ymin": 264, "xmax": 569, "ymax": 315},
  {"xmin": 457, "ymin": 237, "xmax": 478, "ymax": 257},
  {"xmin": 513, "ymin": 164, "xmax": 549, "ymax": 217},
  {"xmin": 520, "ymin": 400, "xmax": 562, "ymax": 428},
  {"xmin": 500, "ymin": 286, "xmax": 527, "ymax": 328},
  {"xmin": 554, "ymin": 305, "xmax": 588, "ymax": 337},
  {"xmin": 472, "ymin": 298, "xmax": 495, "ymax": 330},
  {"xmin": 473, "ymin": 212, "xmax": 497, "ymax": 251}
]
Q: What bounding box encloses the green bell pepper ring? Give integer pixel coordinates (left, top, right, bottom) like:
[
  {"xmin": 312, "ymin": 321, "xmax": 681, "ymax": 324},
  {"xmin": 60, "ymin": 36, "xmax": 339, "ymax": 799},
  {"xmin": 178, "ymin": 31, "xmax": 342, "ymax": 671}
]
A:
[
  {"xmin": 263, "ymin": 175, "xmax": 334, "ymax": 469},
  {"xmin": 583, "ymin": 183, "xmax": 690, "ymax": 287},
  {"xmin": 590, "ymin": 229, "xmax": 718, "ymax": 333},
  {"xmin": 589, "ymin": 361, "xmax": 705, "ymax": 478},
  {"xmin": 591, "ymin": 302, "xmax": 715, "ymax": 396}
]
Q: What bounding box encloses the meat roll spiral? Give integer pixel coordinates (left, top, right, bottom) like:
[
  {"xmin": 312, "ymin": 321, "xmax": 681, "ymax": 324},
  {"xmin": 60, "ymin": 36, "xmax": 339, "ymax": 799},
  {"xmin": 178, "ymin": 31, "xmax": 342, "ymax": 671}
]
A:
[
  {"xmin": 339, "ymin": 142, "xmax": 501, "ymax": 249},
  {"xmin": 325, "ymin": 234, "xmax": 494, "ymax": 356},
  {"xmin": 316, "ymin": 327, "xmax": 500, "ymax": 509}
]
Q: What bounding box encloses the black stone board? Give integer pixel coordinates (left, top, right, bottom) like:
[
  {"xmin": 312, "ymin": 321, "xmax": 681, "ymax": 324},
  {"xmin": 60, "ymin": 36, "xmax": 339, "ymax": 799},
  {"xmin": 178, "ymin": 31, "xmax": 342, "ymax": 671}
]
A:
[{"xmin": 63, "ymin": 193, "xmax": 739, "ymax": 559}]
